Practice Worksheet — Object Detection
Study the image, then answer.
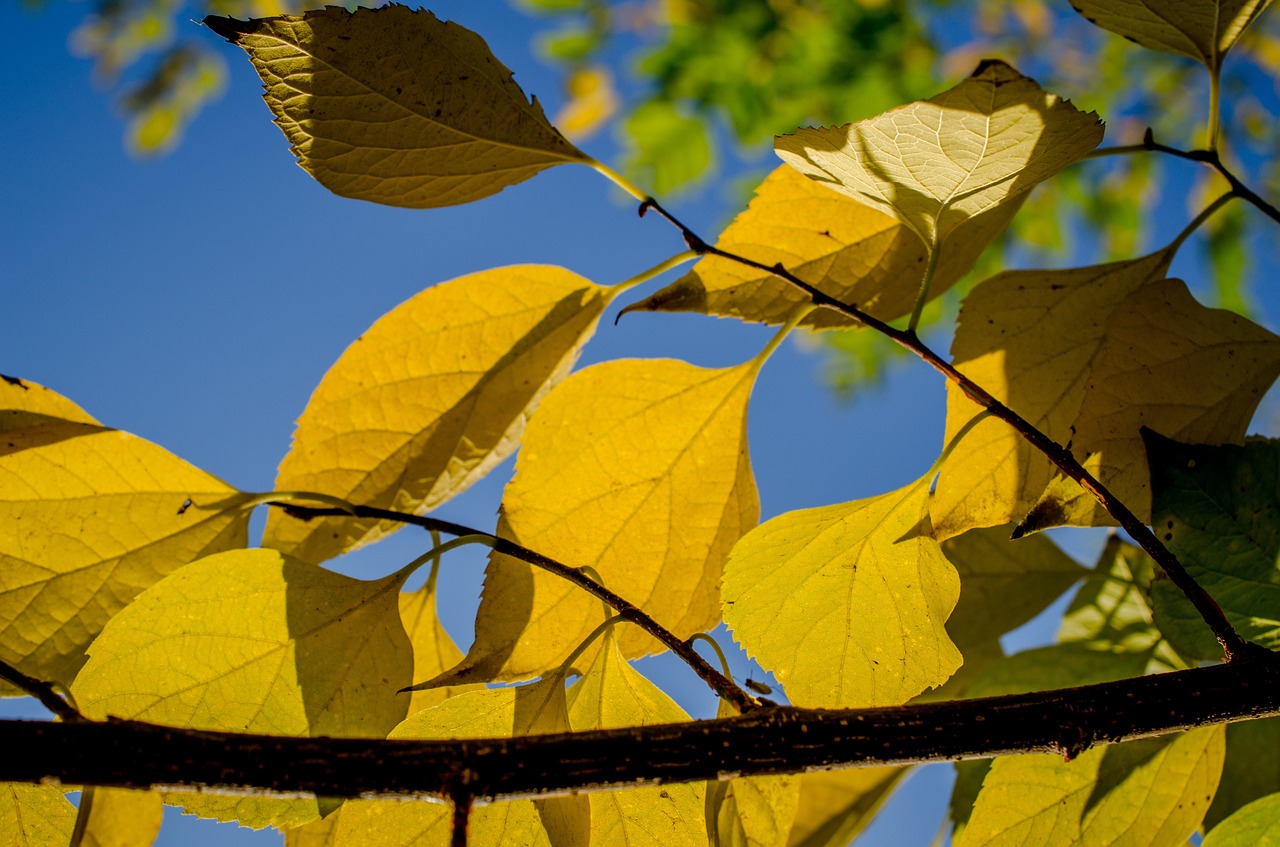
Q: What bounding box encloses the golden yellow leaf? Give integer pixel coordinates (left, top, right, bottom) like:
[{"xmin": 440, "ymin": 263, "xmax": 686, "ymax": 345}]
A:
[
  {"xmin": 723, "ymin": 476, "xmax": 961, "ymax": 708},
  {"xmin": 1, "ymin": 783, "xmax": 76, "ymax": 846},
  {"xmin": 707, "ymin": 698, "xmax": 800, "ymax": 847},
  {"xmin": 0, "ymin": 423, "xmax": 252, "ymax": 693},
  {"xmin": 785, "ymin": 767, "xmax": 905, "ymax": 847},
  {"xmin": 71, "ymin": 548, "xmax": 413, "ymax": 829},
  {"xmin": 775, "ymin": 60, "xmax": 1102, "ymax": 246},
  {"xmin": 566, "ymin": 629, "xmax": 707, "ymax": 847},
  {"xmin": 432, "ymin": 357, "xmax": 759, "ymax": 685},
  {"xmin": 204, "ymin": 6, "xmax": 589, "ymax": 208},
  {"xmin": 75, "ymin": 787, "xmax": 163, "ymax": 847},
  {"xmin": 399, "ymin": 578, "xmax": 482, "ymax": 715},
  {"xmin": 264, "ymin": 265, "xmax": 614, "ymax": 565},
  {"xmin": 1071, "ymin": 0, "xmax": 1273, "ymax": 69},
  {"xmin": 957, "ymin": 726, "xmax": 1224, "ymax": 847},
  {"xmin": 622, "ymin": 165, "xmax": 1022, "ymax": 330},
  {"xmin": 0, "ymin": 376, "xmax": 97, "ymax": 432},
  {"xmin": 333, "ymin": 677, "xmax": 588, "ymax": 847}
]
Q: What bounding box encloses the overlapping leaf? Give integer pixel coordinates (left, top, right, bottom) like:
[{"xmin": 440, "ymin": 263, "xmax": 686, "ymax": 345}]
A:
[
  {"xmin": 399, "ymin": 577, "xmax": 482, "ymax": 715},
  {"xmin": 76, "ymin": 787, "xmax": 164, "ymax": 847},
  {"xmin": 622, "ymin": 165, "xmax": 1021, "ymax": 330},
  {"xmin": 705, "ymin": 698, "xmax": 800, "ymax": 847},
  {"xmin": 205, "ymin": 6, "xmax": 590, "ymax": 208},
  {"xmin": 1, "ymin": 375, "xmax": 97, "ymax": 431},
  {"xmin": 71, "ymin": 548, "xmax": 413, "ymax": 829},
  {"xmin": 784, "ymin": 768, "xmax": 905, "ymax": 847},
  {"xmin": 1207, "ymin": 718, "xmax": 1280, "ymax": 830},
  {"xmin": 775, "ymin": 60, "xmax": 1102, "ymax": 246},
  {"xmin": 1071, "ymin": 0, "xmax": 1274, "ymax": 70},
  {"xmin": 1, "ymin": 783, "xmax": 76, "ymax": 846},
  {"xmin": 1204, "ymin": 794, "xmax": 1280, "ymax": 846},
  {"xmin": 0, "ymin": 422, "xmax": 252, "ymax": 693},
  {"xmin": 265, "ymin": 265, "xmax": 613, "ymax": 564},
  {"xmin": 723, "ymin": 476, "xmax": 961, "ymax": 708},
  {"xmin": 432, "ymin": 357, "xmax": 759, "ymax": 684}
]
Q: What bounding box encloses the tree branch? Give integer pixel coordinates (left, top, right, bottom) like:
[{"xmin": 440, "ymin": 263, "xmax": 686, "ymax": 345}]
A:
[
  {"xmin": 1141, "ymin": 129, "xmax": 1280, "ymax": 227},
  {"xmin": 5, "ymin": 652, "xmax": 1280, "ymax": 800},
  {"xmin": 0, "ymin": 657, "xmax": 83, "ymax": 723}
]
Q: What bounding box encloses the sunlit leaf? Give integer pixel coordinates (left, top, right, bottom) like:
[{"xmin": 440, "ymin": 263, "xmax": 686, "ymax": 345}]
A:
[
  {"xmin": 285, "ymin": 815, "xmax": 339, "ymax": 847},
  {"xmin": 265, "ymin": 265, "xmax": 613, "ymax": 564},
  {"xmin": 1071, "ymin": 0, "xmax": 1274, "ymax": 69},
  {"xmin": 775, "ymin": 60, "xmax": 1102, "ymax": 245},
  {"xmin": 0, "ymin": 783, "xmax": 76, "ymax": 845},
  {"xmin": 1206, "ymin": 718, "xmax": 1280, "ymax": 830},
  {"xmin": 784, "ymin": 767, "xmax": 905, "ymax": 847},
  {"xmin": 71, "ymin": 548, "xmax": 413, "ymax": 828},
  {"xmin": 723, "ymin": 476, "xmax": 961, "ymax": 708},
  {"xmin": 0, "ymin": 375, "xmax": 98, "ymax": 431},
  {"xmin": 0, "ymin": 423, "xmax": 252, "ymax": 694},
  {"xmin": 205, "ymin": 6, "xmax": 589, "ymax": 208},
  {"xmin": 706, "ymin": 698, "xmax": 799, "ymax": 847},
  {"xmin": 433, "ymin": 357, "xmax": 759, "ymax": 684},
  {"xmin": 1203, "ymin": 793, "xmax": 1280, "ymax": 846},
  {"xmin": 399, "ymin": 578, "xmax": 482, "ymax": 715},
  {"xmin": 957, "ymin": 726, "xmax": 1224, "ymax": 847},
  {"xmin": 76, "ymin": 787, "xmax": 164, "ymax": 847},
  {"xmin": 622, "ymin": 165, "xmax": 1021, "ymax": 330}
]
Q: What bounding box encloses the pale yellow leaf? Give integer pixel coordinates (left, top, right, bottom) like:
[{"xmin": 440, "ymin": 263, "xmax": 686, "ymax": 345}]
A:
[
  {"xmin": 567, "ymin": 630, "xmax": 706, "ymax": 847},
  {"xmin": 723, "ymin": 476, "xmax": 961, "ymax": 708},
  {"xmin": 0, "ymin": 423, "xmax": 252, "ymax": 693},
  {"xmin": 434, "ymin": 357, "xmax": 759, "ymax": 684},
  {"xmin": 265, "ymin": 265, "xmax": 614, "ymax": 564},
  {"xmin": 957, "ymin": 726, "xmax": 1224, "ymax": 847},
  {"xmin": 71, "ymin": 548, "xmax": 413, "ymax": 829},
  {"xmin": 1071, "ymin": 0, "xmax": 1274, "ymax": 69},
  {"xmin": 0, "ymin": 783, "xmax": 76, "ymax": 846},
  {"xmin": 75, "ymin": 787, "xmax": 163, "ymax": 847},
  {"xmin": 205, "ymin": 6, "xmax": 589, "ymax": 208},
  {"xmin": 785, "ymin": 767, "xmax": 905, "ymax": 847},
  {"xmin": 0, "ymin": 376, "xmax": 98, "ymax": 432},
  {"xmin": 776, "ymin": 60, "xmax": 1102, "ymax": 245},
  {"xmin": 707, "ymin": 698, "xmax": 800, "ymax": 847},
  {"xmin": 399, "ymin": 579, "xmax": 482, "ymax": 714},
  {"xmin": 622, "ymin": 165, "xmax": 1022, "ymax": 330}
]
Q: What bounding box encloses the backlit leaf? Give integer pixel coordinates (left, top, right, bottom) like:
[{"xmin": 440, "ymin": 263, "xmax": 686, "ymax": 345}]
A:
[
  {"xmin": 1206, "ymin": 718, "xmax": 1280, "ymax": 830},
  {"xmin": 1203, "ymin": 793, "xmax": 1280, "ymax": 846},
  {"xmin": 433, "ymin": 357, "xmax": 759, "ymax": 684},
  {"xmin": 775, "ymin": 60, "xmax": 1102, "ymax": 246},
  {"xmin": 0, "ymin": 376, "xmax": 98, "ymax": 431},
  {"xmin": 265, "ymin": 265, "xmax": 613, "ymax": 564},
  {"xmin": 399, "ymin": 577, "xmax": 482, "ymax": 715},
  {"xmin": 205, "ymin": 6, "xmax": 589, "ymax": 208},
  {"xmin": 1071, "ymin": 0, "xmax": 1274, "ymax": 69},
  {"xmin": 784, "ymin": 768, "xmax": 904, "ymax": 847},
  {"xmin": 0, "ymin": 423, "xmax": 252, "ymax": 693},
  {"xmin": 723, "ymin": 476, "xmax": 961, "ymax": 708},
  {"xmin": 1, "ymin": 783, "xmax": 76, "ymax": 846},
  {"xmin": 621, "ymin": 165, "xmax": 1021, "ymax": 330},
  {"xmin": 71, "ymin": 548, "xmax": 413, "ymax": 829},
  {"xmin": 706, "ymin": 699, "xmax": 799, "ymax": 847},
  {"xmin": 75, "ymin": 787, "xmax": 163, "ymax": 847},
  {"xmin": 957, "ymin": 726, "xmax": 1224, "ymax": 847}
]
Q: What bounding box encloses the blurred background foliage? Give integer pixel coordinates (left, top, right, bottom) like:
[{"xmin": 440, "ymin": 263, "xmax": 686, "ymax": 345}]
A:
[{"xmin": 37, "ymin": 0, "xmax": 1280, "ymax": 391}]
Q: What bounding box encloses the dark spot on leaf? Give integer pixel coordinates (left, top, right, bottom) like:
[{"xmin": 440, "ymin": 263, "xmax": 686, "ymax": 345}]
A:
[{"xmin": 1, "ymin": 374, "xmax": 25, "ymax": 389}]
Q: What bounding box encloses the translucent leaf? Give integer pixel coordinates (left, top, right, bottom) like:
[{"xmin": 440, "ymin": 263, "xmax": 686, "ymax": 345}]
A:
[
  {"xmin": 0, "ymin": 783, "xmax": 76, "ymax": 845},
  {"xmin": 434, "ymin": 357, "xmax": 759, "ymax": 684},
  {"xmin": 706, "ymin": 699, "xmax": 799, "ymax": 847},
  {"xmin": 1206, "ymin": 718, "xmax": 1280, "ymax": 830},
  {"xmin": 399, "ymin": 579, "xmax": 482, "ymax": 715},
  {"xmin": 723, "ymin": 476, "xmax": 961, "ymax": 708},
  {"xmin": 1071, "ymin": 0, "xmax": 1274, "ymax": 69},
  {"xmin": 285, "ymin": 815, "xmax": 339, "ymax": 847},
  {"xmin": 622, "ymin": 165, "xmax": 1021, "ymax": 330},
  {"xmin": 566, "ymin": 629, "xmax": 707, "ymax": 847},
  {"xmin": 1203, "ymin": 793, "xmax": 1280, "ymax": 846},
  {"xmin": 0, "ymin": 422, "xmax": 252, "ymax": 693},
  {"xmin": 76, "ymin": 787, "xmax": 163, "ymax": 847},
  {"xmin": 0, "ymin": 375, "xmax": 98, "ymax": 431},
  {"xmin": 205, "ymin": 6, "xmax": 589, "ymax": 208},
  {"xmin": 784, "ymin": 767, "xmax": 904, "ymax": 847},
  {"xmin": 775, "ymin": 60, "xmax": 1102, "ymax": 246},
  {"xmin": 71, "ymin": 548, "xmax": 413, "ymax": 829},
  {"xmin": 265, "ymin": 266, "xmax": 613, "ymax": 564},
  {"xmin": 957, "ymin": 726, "xmax": 1224, "ymax": 847}
]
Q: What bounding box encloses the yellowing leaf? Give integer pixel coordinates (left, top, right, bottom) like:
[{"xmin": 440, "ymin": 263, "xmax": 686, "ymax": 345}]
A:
[
  {"xmin": 775, "ymin": 60, "xmax": 1102, "ymax": 246},
  {"xmin": 265, "ymin": 265, "xmax": 613, "ymax": 565},
  {"xmin": 957, "ymin": 726, "xmax": 1224, "ymax": 847},
  {"xmin": 434, "ymin": 357, "xmax": 759, "ymax": 684},
  {"xmin": 567, "ymin": 630, "xmax": 707, "ymax": 847},
  {"xmin": 205, "ymin": 6, "xmax": 589, "ymax": 208},
  {"xmin": 399, "ymin": 578, "xmax": 482, "ymax": 715},
  {"xmin": 0, "ymin": 422, "xmax": 252, "ymax": 693},
  {"xmin": 707, "ymin": 698, "xmax": 800, "ymax": 847},
  {"xmin": 1204, "ymin": 794, "xmax": 1280, "ymax": 846},
  {"xmin": 1, "ymin": 783, "xmax": 76, "ymax": 845},
  {"xmin": 784, "ymin": 768, "xmax": 905, "ymax": 847},
  {"xmin": 0, "ymin": 375, "xmax": 98, "ymax": 431},
  {"xmin": 623, "ymin": 165, "xmax": 1021, "ymax": 330},
  {"xmin": 1071, "ymin": 0, "xmax": 1274, "ymax": 69},
  {"xmin": 1207, "ymin": 718, "xmax": 1280, "ymax": 830},
  {"xmin": 554, "ymin": 65, "xmax": 618, "ymax": 142},
  {"xmin": 75, "ymin": 787, "xmax": 163, "ymax": 847},
  {"xmin": 723, "ymin": 476, "xmax": 961, "ymax": 708},
  {"xmin": 71, "ymin": 548, "xmax": 413, "ymax": 829},
  {"xmin": 285, "ymin": 815, "xmax": 340, "ymax": 847}
]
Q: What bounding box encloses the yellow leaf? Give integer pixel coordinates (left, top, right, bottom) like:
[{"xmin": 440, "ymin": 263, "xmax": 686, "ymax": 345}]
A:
[
  {"xmin": 1, "ymin": 783, "xmax": 76, "ymax": 846},
  {"xmin": 784, "ymin": 767, "xmax": 905, "ymax": 847},
  {"xmin": 265, "ymin": 265, "xmax": 613, "ymax": 565},
  {"xmin": 707, "ymin": 698, "xmax": 800, "ymax": 847},
  {"xmin": 1071, "ymin": 0, "xmax": 1273, "ymax": 69},
  {"xmin": 285, "ymin": 815, "xmax": 339, "ymax": 847},
  {"xmin": 723, "ymin": 476, "xmax": 961, "ymax": 708},
  {"xmin": 0, "ymin": 423, "xmax": 252, "ymax": 693},
  {"xmin": 622, "ymin": 165, "xmax": 1022, "ymax": 330},
  {"xmin": 567, "ymin": 629, "xmax": 707, "ymax": 847},
  {"xmin": 333, "ymin": 677, "xmax": 588, "ymax": 847},
  {"xmin": 775, "ymin": 60, "xmax": 1102, "ymax": 246},
  {"xmin": 205, "ymin": 6, "xmax": 589, "ymax": 208},
  {"xmin": 71, "ymin": 548, "xmax": 413, "ymax": 829},
  {"xmin": 957, "ymin": 726, "xmax": 1224, "ymax": 847},
  {"xmin": 399, "ymin": 578, "xmax": 483, "ymax": 715},
  {"xmin": 554, "ymin": 66, "xmax": 618, "ymax": 142},
  {"xmin": 0, "ymin": 376, "xmax": 98, "ymax": 431},
  {"xmin": 434, "ymin": 357, "xmax": 759, "ymax": 684},
  {"xmin": 75, "ymin": 787, "xmax": 163, "ymax": 847}
]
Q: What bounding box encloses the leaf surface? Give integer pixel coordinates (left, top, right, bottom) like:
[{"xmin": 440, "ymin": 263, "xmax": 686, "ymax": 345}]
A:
[
  {"xmin": 205, "ymin": 6, "xmax": 589, "ymax": 208},
  {"xmin": 265, "ymin": 265, "xmax": 612, "ymax": 564},
  {"xmin": 0, "ymin": 376, "xmax": 97, "ymax": 432},
  {"xmin": 399, "ymin": 578, "xmax": 482, "ymax": 714},
  {"xmin": 76, "ymin": 787, "xmax": 164, "ymax": 847},
  {"xmin": 1204, "ymin": 794, "xmax": 1280, "ymax": 846},
  {"xmin": 775, "ymin": 60, "xmax": 1101, "ymax": 245},
  {"xmin": 1070, "ymin": 0, "xmax": 1274, "ymax": 69},
  {"xmin": 71, "ymin": 548, "xmax": 413, "ymax": 828},
  {"xmin": 784, "ymin": 768, "xmax": 904, "ymax": 847},
  {"xmin": 0, "ymin": 783, "xmax": 76, "ymax": 846},
  {"xmin": 435, "ymin": 357, "xmax": 759, "ymax": 683},
  {"xmin": 706, "ymin": 698, "xmax": 800, "ymax": 847},
  {"xmin": 0, "ymin": 423, "xmax": 251, "ymax": 693},
  {"xmin": 1207, "ymin": 718, "xmax": 1280, "ymax": 830},
  {"xmin": 723, "ymin": 477, "xmax": 961, "ymax": 708}
]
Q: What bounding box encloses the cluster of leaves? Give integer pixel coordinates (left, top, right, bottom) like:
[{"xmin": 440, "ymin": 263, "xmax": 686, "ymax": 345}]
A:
[{"xmin": 6, "ymin": 2, "xmax": 1280, "ymax": 847}]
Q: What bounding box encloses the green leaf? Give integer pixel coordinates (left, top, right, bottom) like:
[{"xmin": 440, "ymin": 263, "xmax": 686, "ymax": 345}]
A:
[
  {"xmin": 1206, "ymin": 718, "xmax": 1280, "ymax": 830},
  {"xmin": 624, "ymin": 99, "xmax": 714, "ymax": 196},
  {"xmin": 1, "ymin": 783, "xmax": 76, "ymax": 846},
  {"xmin": 1204, "ymin": 793, "xmax": 1280, "ymax": 846},
  {"xmin": 205, "ymin": 6, "xmax": 589, "ymax": 208},
  {"xmin": 1070, "ymin": 0, "xmax": 1274, "ymax": 70}
]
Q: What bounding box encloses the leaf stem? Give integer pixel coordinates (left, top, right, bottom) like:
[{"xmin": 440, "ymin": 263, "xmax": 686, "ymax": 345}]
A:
[
  {"xmin": 246, "ymin": 490, "xmax": 358, "ymax": 514},
  {"xmin": 607, "ymin": 251, "xmax": 698, "ymax": 301},
  {"xmin": 1140, "ymin": 129, "xmax": 1280, "ymax": 227},
  {"xmin": 687, "ymin": 632, "xmax": 732, "ymax": 681},
  {"xmin": 908, "ymin": 243, "xmax": 941, "ymax": 334},
  {"xmin": 559, "ymin": 614, "xmax": 625, "ymax": 678},
  {"xmin": 752, "ymin": 303, "xmax": 817, "ymax": 368},
  {"xmin": 585, "ymin": 158, "xmax": 650, "ymax": 202},
  {"xmin": 393, "ymin": 535, "xmax": 495, "ymax": 584},
  {"xmin": 1168, "ymin": 191, "xmax": 1237, "ymax": 255},
  {"xmin": 0, "ymin": 658, "xmax": 84, "ymax": 722},
  {"xmin": 1207, "ymin": 64, "xmax": 1223, "ymax": 155}
]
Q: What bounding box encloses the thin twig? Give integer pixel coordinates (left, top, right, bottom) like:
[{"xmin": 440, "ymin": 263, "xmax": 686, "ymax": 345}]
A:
[
  {"xmin": 0, "ymin": 658, "xmax": 84, "ymax": 723},
  {"xmin": 1141, "ymin": 128, "xmax": 1280, "ymax": 226}
]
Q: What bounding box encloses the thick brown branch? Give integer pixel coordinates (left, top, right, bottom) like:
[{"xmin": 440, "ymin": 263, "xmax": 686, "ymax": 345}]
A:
[{"xmin": 5, "ymin": 653, "xmax": 1280, "ymax": 799}]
